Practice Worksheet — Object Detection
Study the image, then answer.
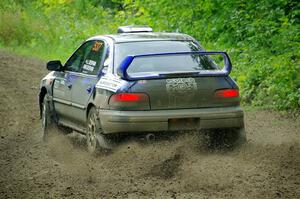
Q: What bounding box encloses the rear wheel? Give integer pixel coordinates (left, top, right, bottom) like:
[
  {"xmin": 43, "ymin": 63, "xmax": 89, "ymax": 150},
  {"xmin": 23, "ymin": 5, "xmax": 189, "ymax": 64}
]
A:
[
  {"xmin": 203, "ymin": 127, "xmax": 246, "ymax": 149},
  {"xmin": 86, "ymin": 107, "xmax": 112, "ymax": 154}
]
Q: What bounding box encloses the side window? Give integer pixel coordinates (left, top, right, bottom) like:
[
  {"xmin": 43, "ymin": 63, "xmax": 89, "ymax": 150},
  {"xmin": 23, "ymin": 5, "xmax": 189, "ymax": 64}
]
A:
[
  {"xmin": 82, "ymin": 41, "xmax": 105, "ymax": 75},
  {"xmin": 64, "ymin": 41, "xmax": 94, "ymax": 72}
]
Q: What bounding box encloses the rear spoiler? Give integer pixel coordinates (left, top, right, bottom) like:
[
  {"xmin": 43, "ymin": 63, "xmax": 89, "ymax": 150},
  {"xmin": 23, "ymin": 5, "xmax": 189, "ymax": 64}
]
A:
[{"xmin": 117, "ymin": 51, "xmax": 232, "ymax": 81}]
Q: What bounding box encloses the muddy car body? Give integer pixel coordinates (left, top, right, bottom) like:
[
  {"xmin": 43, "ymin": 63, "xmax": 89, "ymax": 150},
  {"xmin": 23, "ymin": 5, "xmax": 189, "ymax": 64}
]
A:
[{"xmin": 39, "ymin": 26, "xmax": 245, "ymax": 153}]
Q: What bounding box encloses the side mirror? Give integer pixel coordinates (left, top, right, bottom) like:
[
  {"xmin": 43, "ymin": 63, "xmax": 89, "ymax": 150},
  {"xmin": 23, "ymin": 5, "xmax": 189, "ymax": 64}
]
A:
[{"xmin": 46, "ymin": 60, "xmax": 63, "ymax": 71}]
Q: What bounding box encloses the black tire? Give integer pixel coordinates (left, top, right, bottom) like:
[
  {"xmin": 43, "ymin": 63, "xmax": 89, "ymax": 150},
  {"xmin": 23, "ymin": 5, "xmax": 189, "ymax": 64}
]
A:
[
  {"xmin": 203, "ymin": 127, "xmax": 246, "ymax": 150},
  {"xmin": 41, "ymin": 93, "xmax": 56, "ymax": 141},
  {"xmin": 86, "ymin": 107, "xmax": 113, "ymax": 154}
]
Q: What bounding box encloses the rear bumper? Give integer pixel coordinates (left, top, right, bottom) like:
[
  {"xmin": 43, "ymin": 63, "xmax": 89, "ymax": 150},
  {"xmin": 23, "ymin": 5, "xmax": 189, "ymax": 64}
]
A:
[{"xmin": 98, "ymin": 106, "xmax": 244, "ymax": 134}]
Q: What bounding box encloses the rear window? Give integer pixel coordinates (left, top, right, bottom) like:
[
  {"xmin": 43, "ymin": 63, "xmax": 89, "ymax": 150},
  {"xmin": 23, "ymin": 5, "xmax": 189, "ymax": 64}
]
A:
[{"xmin": 114, "ymin": 41, "xmax": 219, "ymax": 75}]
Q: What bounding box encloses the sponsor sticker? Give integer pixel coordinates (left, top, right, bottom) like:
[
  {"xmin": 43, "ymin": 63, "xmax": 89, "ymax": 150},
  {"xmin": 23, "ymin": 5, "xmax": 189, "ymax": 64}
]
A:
[
  {"xmin": 166, "ymin": 78, "xmax": 197, "ymax": 94},
  {"xmin": 166, "ymin": 78, "xmax": 198, "ymax": 105},
  {"xmin": 96, "ymin": 75, "xmax": 128, "ymax": 92},
  {"xmin": 86, "ymin": 59, "xmax": 96, "ymax": 66},
  {"xmin": 83, "ymin": 64, "xmax": 94, "ymax": 72},
  {"xmin": 82, "ymin": 59, "xmax": 97, "ymax": 72},
  {"xmin": 92, "ymin": 41, "xmax": 103, "ymax": 52}
]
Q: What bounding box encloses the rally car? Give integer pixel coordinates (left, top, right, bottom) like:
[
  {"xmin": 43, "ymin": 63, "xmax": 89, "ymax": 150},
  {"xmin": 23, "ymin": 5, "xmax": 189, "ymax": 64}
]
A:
[{"xmin": 39, "ymin": 26, "xmax": 246, "ymax": 153}]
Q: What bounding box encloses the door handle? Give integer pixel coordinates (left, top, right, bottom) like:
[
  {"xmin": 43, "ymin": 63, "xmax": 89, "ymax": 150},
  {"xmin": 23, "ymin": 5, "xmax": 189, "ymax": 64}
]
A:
[
  {"xmin": 86, "ymin": 87, "xmax": 92, "ymax": 93},
  {"xmin": 86, "ymin": 85, "xmax": 95, "ymax": 94},
  {"xmin": 66, "ymin": 83, "xmax": 72, "ymax": 89}
]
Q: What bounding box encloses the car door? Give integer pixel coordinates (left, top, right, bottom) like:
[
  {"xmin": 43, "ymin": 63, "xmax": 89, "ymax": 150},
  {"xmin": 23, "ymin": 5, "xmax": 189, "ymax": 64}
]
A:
[
  {"xmin": 52, "ymin": 70, "xmax": 73, "ymax": 121},
  {"xmin": 52, "ymin": 41, "xmax": 92, "ymax": 122},
  {"xmin": 69, "ymin": 40, "xmax": 106, "ymax": 125}
]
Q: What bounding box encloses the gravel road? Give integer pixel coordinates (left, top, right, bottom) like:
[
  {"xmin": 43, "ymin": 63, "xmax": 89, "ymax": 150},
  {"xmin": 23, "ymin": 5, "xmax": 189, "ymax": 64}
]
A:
[{"xmin": 0, "ymin": 51, "xmax": 299, "ymax": 198}]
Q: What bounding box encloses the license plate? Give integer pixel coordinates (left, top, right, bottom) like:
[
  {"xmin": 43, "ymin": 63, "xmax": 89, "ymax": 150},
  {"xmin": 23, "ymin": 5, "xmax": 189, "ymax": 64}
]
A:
[{"xmin": 168, "ymin": 118, "xmax": 200, "ymax": 131}]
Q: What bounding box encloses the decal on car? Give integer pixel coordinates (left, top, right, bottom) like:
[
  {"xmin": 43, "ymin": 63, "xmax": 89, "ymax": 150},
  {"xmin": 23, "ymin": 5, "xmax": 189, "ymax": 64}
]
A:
[
  {"xmin": 166, "ymin": 78, "xmax": 198, "ymax": 105},
  {"xmin": 92, "ymin": 41, "xmax": 103, "ymax": 52},
  {"xmin": 83, "ymin": 59, "xmax": 97, "ymax": 72},
  {"xmin": 96, "ymin": 75, "xmax": 128, "ymax": 92},
  {"xmin": 83, "ymin": 64, "xmax": 94, "ymax": 72},
  {"xmin": 166, "ymin": 78, "xmax": 197, "ymax": 94}
]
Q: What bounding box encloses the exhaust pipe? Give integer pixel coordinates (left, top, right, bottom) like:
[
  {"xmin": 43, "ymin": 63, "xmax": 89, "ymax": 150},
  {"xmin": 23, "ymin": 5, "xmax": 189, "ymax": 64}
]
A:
[{"xmin": 145, "ymin": 133, "xmax": 155, "ymax": 142}]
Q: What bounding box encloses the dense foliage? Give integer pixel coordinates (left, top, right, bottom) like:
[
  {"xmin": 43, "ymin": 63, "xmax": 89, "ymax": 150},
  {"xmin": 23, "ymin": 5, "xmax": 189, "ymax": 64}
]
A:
[{"xmin": 0, "ymin": 0, "xmax": 299, "ymax": 110}]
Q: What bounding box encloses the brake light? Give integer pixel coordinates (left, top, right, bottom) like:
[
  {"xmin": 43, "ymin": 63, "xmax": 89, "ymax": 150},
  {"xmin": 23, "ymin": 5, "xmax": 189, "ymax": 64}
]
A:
[
  {"xmin": 109, "ymin": 93, "xmax": 150, "ymax": 110},
  {"xmin": 111, "ymin": 93, "xmax": 148, "ymax": 102},
  {"xmin": 215, "ymin": 89, "xmax": 239, "ymax": 98}
]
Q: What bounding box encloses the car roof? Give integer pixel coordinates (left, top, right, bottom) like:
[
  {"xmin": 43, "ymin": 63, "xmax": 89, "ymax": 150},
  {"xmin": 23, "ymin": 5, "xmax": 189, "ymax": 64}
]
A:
[{"xmin": 89, "ymin": 32, "xmax": 195, "ymax": 43}]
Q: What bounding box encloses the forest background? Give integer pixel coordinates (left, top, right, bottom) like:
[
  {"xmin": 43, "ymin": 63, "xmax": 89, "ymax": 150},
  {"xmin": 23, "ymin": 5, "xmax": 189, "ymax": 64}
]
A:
[{"xmin": 0, "ymin": 0, "xmax": 299, "ymax": 111}]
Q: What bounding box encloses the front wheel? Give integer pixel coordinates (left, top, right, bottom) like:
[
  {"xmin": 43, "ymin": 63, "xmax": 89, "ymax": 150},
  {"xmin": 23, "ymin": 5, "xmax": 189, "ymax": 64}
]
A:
[
  {"xmin": 86, "ymin": 107, "xmax": 113, "ymax": 154},
  {"xmin": 41, "ymin": 94, "xmax": 56, "ymax": 141}
]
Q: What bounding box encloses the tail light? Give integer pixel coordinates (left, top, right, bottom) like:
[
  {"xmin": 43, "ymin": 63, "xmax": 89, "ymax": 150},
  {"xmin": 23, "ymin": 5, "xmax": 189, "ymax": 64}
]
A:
[
  {"xmin": 109, "ymin": 93, "xmax": 150, "ymax": 110},
  {"xmin": 110, "ymin": 93, "xmax": 148, "ymax": 102},
  {"xmin": 215, "ymin": 89, "xmax": 239, "ymax": 98}
]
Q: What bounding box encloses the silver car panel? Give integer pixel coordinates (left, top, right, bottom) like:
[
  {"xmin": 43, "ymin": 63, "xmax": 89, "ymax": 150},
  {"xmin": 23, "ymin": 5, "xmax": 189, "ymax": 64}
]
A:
[
  {"xmin": 70, "ymin": 72, "xmax": 99, "ymax": 125},
  {"xmin": 52, "ymin": 72, "xmax": 73, "ymax": 120}
]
